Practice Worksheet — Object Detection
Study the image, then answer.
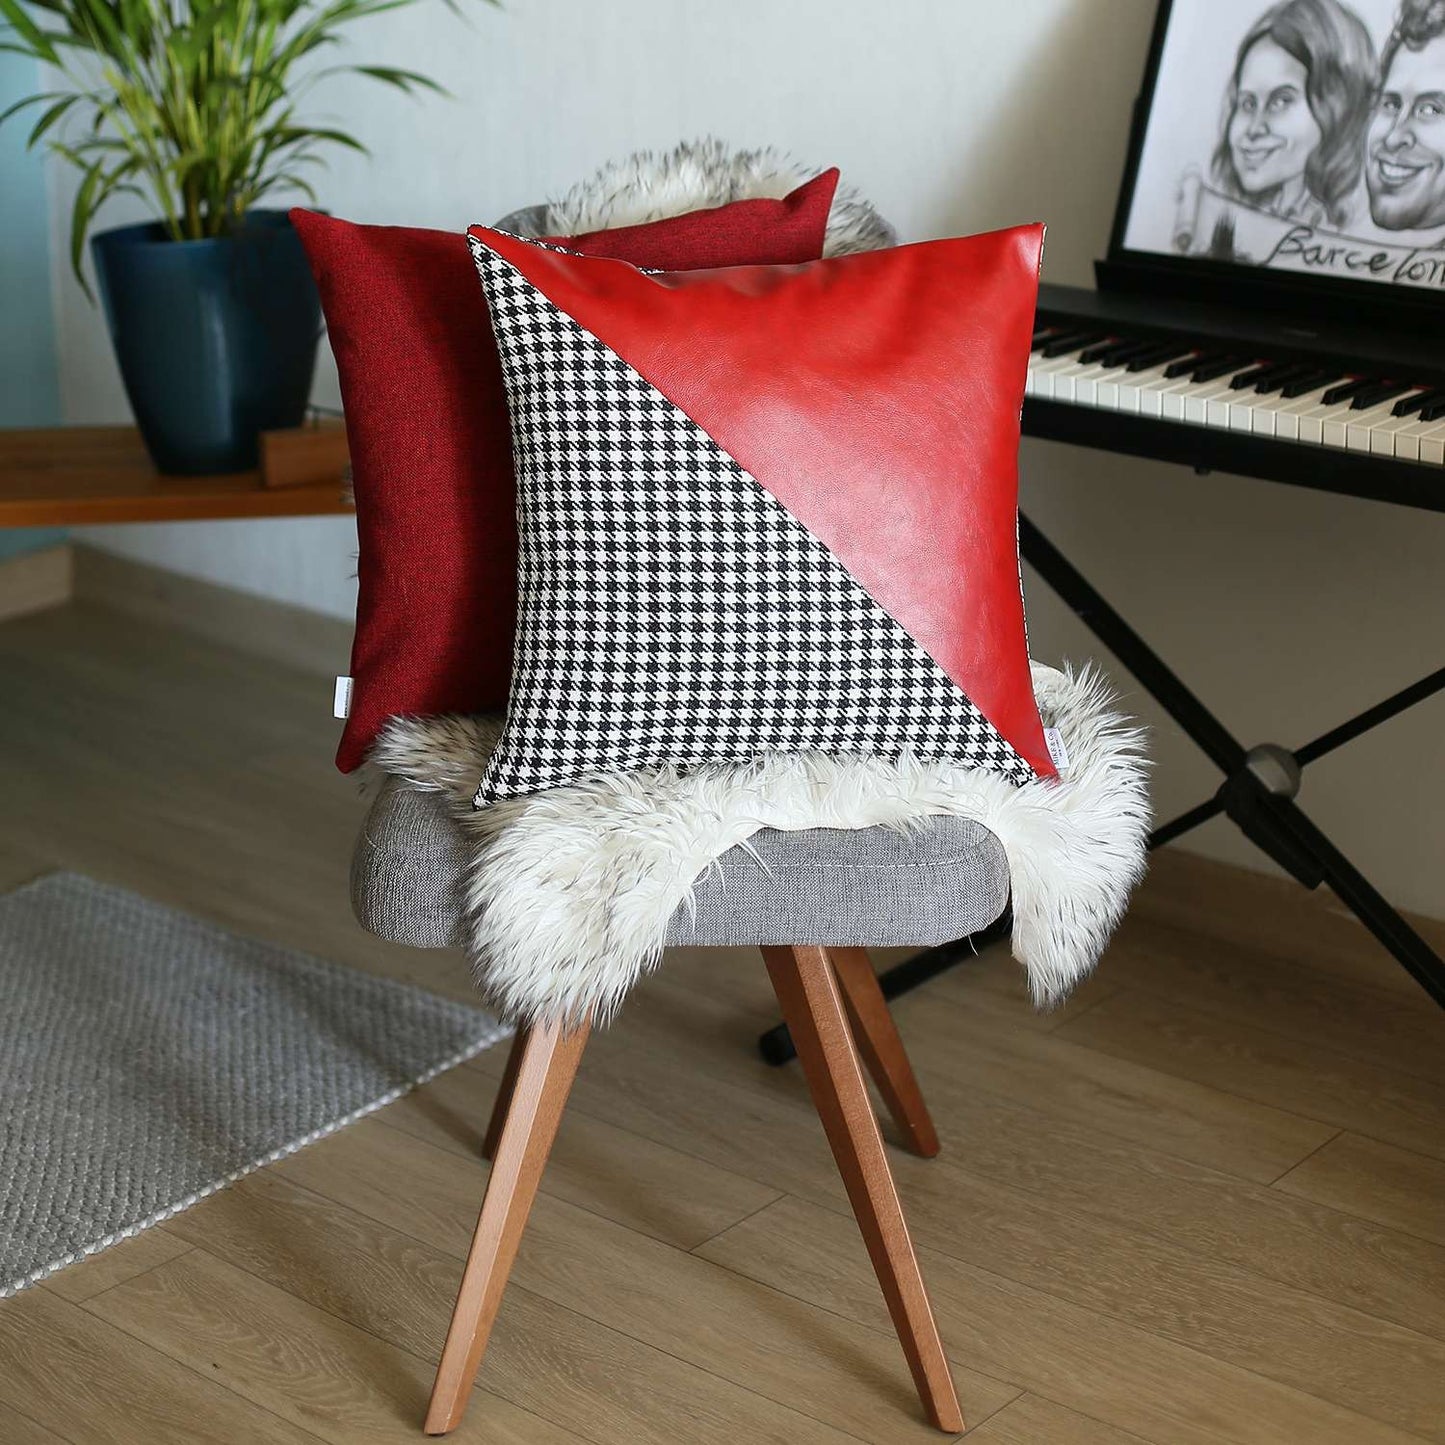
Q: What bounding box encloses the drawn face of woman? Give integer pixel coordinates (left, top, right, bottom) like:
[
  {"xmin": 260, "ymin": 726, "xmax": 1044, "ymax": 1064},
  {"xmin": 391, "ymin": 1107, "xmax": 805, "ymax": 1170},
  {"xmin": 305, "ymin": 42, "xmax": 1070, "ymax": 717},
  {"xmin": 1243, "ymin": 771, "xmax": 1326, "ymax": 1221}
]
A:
[{"xmin": 1228, "ymin": 37, "xmax": 1322, "ymax": 196}]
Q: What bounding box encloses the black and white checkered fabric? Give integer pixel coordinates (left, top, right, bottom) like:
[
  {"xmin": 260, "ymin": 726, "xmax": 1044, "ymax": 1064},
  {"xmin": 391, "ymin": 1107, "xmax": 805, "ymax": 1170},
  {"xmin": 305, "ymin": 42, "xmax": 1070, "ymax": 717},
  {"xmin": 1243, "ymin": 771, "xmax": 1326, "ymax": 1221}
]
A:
[{"xmin": 469, "ymin": 235, "xmax": 1035, "ymax": 806}]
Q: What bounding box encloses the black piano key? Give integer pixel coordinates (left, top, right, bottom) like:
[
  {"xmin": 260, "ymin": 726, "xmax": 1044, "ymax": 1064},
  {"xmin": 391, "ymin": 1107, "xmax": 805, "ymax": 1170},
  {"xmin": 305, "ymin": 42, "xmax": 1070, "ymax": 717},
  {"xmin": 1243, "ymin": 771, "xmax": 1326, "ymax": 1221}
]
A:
[
  {"xmin": 1190, "ymin": 355, "xmax": 1246, "ymax": 383},
  {"xmin": 1030, "ymin": 327, "xmax": 1059, "ymax": 352},
  {"xmin": 1320, "ymin": 377, "xmax": 1373, "ymax": 406},
  {"xmin": 1040, "ymin": 329, "xmax": 1109, "ymax": 359},
  {"xmin": 1125, "ymin": 341, "xmax": 1193, "ymax": 372},
  {"xmin": 1227, "ymin": 363, "xmax": 1276, "ymax": 390},
  {"xmin": 1280, "ymin": 370, "xmax": 1338, "ymax": 398},
  {"xmin": 1420, "ymin": 397, "xmax": 1445, "ymax": 422},
  {"xmin": 1253, "ymin": 363, "xmax": 1317, "ymax": 394},
  {"xmin": 1349, "ymin": 381, "xmax": 1413, "ymax": 411},
  {"xmin": 1394, "ymin": 388, "xmax": 1444, "ymax": 417},
  {"xmin": 1087, "ymin": 340, "xmax": 1150, "ymax": 368},
  {"xmin": 1165, "ymin": 350, "xmax": 1219, "ymax": 378},
  {"xmin": 1076, "ymin": 337, "xmax": 1127, "ymax": 365}
]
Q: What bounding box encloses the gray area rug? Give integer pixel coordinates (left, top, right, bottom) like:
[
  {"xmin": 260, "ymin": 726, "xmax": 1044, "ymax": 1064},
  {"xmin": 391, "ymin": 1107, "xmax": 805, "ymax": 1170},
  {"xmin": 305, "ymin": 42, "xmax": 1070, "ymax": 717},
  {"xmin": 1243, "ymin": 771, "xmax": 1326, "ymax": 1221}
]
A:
[{"xmin": 0, "ymin": 872, "xmax": 506, "ymax": 1297}]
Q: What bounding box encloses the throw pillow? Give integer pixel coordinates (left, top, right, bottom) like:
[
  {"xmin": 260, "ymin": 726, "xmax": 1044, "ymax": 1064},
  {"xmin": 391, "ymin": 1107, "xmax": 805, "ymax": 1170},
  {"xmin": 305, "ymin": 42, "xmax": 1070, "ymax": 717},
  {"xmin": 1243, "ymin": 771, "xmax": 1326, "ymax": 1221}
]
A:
[
  {"xmin": 291, "ymin": 167, "xmax": 839, "ymax": 771},
  {"xmin": 465, "ymin": 223, "xmax": 1055, "ymax": 806}
]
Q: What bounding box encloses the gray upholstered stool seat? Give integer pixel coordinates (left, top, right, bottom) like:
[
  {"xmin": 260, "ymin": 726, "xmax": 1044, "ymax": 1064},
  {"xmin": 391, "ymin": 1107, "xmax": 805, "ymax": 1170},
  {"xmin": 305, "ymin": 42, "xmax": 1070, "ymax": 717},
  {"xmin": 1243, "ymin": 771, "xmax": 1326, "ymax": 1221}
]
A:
[{"xmin": 352, "ymin": 776, "xmax": 1011, "ymax": 951}]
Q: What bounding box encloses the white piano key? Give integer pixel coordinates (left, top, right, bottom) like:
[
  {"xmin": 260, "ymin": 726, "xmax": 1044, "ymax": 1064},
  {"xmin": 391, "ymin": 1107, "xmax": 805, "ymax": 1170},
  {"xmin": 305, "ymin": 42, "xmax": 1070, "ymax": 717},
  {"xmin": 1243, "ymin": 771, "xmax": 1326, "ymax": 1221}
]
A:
[
  {"xmin": 1320, "ymin": 403, "xmax": 1366, "ymax": 448},
  {"xmin": 1390, "ymin": 412, "xmax": 1444, "ymax": 461},
  {"xmin": 1345, "ymin": 394, "xmax": 1425, "ymax": 452},
  {"xmin": 1111, "ymin": 363, "xmax": 1176, "ymax": 413},
  {"xmin": 1084, "ymin": 365, "xmax": 1137, "ymax": 409},
  {"xmin": 1071, "ymin": 362, "xmax": 1130, "ymax": 407},
  {"xmin": 1419, "ymin": 421, "xmax": 1445, "ymax": 466},
  {"xmin": 1229, "ymin": 389, "xmax": 1278, "ymax": 432},
  {"xmin": 1267, "ymin": 383, "xmax": 1345, "ymax": 441},
  {"xmin": 1183, "ymin": 375, "xmax": 1249, "ymax": 425},
  {"xmin": 1369, "ymin": 411, "xmax": 1425, "ymax": 457},
  {"xmin": 1026, "ymin": 354, "xmax": 1081, "ymax": 400},
  {"xmin": 1139, "ymin": 374, "xmax": 1199, "ymax": 418},
  {"xmin": 1045, "ymin": 359, "xmax": 1100, "ymax": 404},
  {"xmin": 1080, "ymin": 364, "xmax": 1132, "ymax": 410}
]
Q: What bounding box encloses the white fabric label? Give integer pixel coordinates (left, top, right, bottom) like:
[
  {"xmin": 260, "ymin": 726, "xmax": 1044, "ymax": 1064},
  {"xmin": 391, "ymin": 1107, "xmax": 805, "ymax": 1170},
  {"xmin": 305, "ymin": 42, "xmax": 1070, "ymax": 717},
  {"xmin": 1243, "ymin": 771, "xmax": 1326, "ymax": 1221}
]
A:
[
  {"xmin": 1043, "ymin": 726, "xmax": 1070, "ymax": 773},
  {"xmin": 333, "ymin": 676, "xmax": 353, "ymax": 719}
]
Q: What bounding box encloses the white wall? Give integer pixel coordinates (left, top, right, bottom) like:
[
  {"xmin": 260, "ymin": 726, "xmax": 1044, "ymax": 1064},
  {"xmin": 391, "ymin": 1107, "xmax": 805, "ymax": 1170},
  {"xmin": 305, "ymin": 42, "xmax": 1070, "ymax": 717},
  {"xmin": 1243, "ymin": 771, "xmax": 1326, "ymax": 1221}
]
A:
[{"xmin": 52, "ymin": 0, "xmax": 1444, "ymax": 913}]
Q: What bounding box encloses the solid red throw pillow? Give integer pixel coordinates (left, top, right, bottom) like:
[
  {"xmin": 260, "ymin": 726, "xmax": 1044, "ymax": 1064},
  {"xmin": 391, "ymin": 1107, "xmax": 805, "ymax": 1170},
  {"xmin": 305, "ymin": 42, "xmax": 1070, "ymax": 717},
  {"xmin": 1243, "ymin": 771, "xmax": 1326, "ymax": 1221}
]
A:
[
  {"xmin": 464, "ymin": 223, "xmax": 1055, "ymax": 805},
  {"xmin": 292, "ymin": 168, "xmax": 839, "ymax": 772}
]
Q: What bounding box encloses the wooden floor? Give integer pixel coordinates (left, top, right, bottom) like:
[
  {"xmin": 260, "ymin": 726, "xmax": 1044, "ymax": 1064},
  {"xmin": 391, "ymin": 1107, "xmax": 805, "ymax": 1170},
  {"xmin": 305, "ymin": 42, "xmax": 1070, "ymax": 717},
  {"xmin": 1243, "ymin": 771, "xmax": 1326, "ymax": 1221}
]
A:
[{"xmin": 2, "ymin": 598, "xmax": 1443, "ymax": 1445}]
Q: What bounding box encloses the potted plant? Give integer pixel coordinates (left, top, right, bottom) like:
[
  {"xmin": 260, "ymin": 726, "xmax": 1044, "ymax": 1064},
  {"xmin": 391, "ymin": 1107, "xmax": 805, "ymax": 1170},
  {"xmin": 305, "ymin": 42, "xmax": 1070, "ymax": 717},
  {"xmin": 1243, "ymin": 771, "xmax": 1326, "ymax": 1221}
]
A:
[{"xmin": 0, "ymin": 0, "xmax": 487, "ymax": 474}]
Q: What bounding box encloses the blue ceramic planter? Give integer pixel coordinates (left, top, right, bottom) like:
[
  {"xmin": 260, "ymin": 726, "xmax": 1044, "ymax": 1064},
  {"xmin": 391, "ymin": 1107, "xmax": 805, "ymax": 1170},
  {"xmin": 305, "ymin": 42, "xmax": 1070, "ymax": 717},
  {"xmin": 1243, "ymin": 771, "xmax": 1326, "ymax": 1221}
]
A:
[{"xmin": 92, "ymin": 210, "xmax": 321, "ymax": 475}]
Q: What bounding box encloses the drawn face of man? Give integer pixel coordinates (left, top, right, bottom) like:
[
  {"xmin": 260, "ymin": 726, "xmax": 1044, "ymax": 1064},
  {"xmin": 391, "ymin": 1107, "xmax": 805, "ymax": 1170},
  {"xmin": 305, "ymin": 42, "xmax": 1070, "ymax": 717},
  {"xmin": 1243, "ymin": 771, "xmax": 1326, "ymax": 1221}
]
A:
[
  {"xmin": 1369, "ymin": 34, "xmax": 1445, "ymax": 230},
  {"xmin": 1229, "ymin": 38, "xmax": 1322, "ymax": 196}
]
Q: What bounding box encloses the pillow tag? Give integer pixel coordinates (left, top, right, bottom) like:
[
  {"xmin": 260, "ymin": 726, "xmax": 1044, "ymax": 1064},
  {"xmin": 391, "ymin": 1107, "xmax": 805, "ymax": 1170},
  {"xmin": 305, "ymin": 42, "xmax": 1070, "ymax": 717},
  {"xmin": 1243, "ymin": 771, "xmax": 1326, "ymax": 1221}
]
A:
[
  {"xmin": 334, "ymin": 676, "xmax": 353, "ymax": 719},
  {"xmin": 1043, "ymin": 726, "xmax": 1070, "ymax": 774}
]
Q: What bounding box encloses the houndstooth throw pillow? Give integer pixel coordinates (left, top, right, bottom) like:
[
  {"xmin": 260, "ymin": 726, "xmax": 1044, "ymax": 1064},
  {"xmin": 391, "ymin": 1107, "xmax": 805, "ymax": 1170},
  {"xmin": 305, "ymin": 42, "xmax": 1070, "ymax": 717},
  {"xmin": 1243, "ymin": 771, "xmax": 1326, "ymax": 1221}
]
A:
[{"xmin": 466, "ymin": 225, "xmax": 1055, "ymax": 807}]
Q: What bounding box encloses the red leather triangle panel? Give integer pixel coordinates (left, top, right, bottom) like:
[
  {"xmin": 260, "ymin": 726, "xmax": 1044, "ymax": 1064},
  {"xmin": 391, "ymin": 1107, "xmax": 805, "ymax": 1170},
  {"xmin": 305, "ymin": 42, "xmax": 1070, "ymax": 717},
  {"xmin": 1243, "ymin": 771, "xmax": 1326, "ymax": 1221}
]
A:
[{"xmin": 470, "ymin": 224, "xmax": 1054, "ymax": 778}]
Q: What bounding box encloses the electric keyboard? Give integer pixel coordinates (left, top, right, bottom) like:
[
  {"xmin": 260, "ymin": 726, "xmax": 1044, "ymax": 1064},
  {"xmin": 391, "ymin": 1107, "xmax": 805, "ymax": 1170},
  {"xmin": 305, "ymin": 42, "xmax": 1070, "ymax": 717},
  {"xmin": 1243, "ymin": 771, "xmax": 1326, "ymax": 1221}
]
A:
[{"xmin": 1023, "ymin": 283, "xmax": 1445, "ymax": 514}]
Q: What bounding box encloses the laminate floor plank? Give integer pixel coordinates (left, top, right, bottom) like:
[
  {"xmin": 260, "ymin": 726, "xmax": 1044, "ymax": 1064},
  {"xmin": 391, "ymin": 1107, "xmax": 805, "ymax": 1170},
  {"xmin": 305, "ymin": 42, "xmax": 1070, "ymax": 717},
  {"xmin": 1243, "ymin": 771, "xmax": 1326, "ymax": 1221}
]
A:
[
  {"xmin": 699, "ymin": 1196, "xmax": 1429, "ymax": 1445},
  {"xmin": 1272, "ymin": 1132, "xmax": 1445, "ymax": 1246},
  {"xmin": 0, "ymin": 1399, "xmax": 75, "ymax": 1445},
  {"xmin": 157, "ymin": 1175, "xmax": 860, "ymax": 1445},
  {"xmin": 82, "ymin": 1249, "xmax": 583, "ymax": 1445},
  {"xmin": 41, "ymin": 1226, "xmax": 194, "ymax": 1303},
  {"xmin": 1055, "ymin": 989, "xmax": 1445, "ymax": 1161},
  {"xmin": 373, "ymin": 1059, "xmax": 781, "ymax": 1249},
  {"xmin": 964, "ymin": 1393, "xmax": 1157, "ymax": 1445},
  {"xmin": 0, "ymin": 1288, "xmax": 328, "ymax": 1445},
  {"xmin": 265, "ymin": 1115, "xmax": 1019, "ymax": 1437},
  {"xmin": 1103, "ymin": 915, "xmax": 1445, "ymax": 1083}
]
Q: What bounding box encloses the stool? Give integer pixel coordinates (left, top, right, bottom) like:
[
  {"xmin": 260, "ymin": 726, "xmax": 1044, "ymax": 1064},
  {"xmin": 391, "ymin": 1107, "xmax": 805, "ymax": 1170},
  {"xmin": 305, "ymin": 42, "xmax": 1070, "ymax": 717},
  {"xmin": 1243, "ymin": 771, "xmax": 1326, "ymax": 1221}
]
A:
[{"xmin": 351, "ymin": 776, "xmax": 1013, "ymax": 1433}]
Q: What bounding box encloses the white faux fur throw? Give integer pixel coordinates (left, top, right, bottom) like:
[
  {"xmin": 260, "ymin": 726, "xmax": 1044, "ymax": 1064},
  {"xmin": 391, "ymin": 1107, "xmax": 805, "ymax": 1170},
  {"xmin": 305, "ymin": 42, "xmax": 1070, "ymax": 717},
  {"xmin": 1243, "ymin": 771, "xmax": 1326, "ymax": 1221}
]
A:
[
  {"xmin": 543, "ymin": 137, "xmax": 898, "ymax": 257},
  {"xmin": 373, "ymin": 665, "xmax": 1149, "ymax": 1029}
]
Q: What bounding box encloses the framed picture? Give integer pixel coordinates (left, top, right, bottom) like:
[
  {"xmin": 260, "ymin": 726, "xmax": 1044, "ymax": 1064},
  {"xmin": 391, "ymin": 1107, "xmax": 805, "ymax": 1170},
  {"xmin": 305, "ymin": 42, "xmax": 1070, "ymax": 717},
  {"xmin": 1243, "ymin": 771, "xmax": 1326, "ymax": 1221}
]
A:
[{"xmin": 1109, "ymin": 0, "xmax": 1445, "ymax": 299}]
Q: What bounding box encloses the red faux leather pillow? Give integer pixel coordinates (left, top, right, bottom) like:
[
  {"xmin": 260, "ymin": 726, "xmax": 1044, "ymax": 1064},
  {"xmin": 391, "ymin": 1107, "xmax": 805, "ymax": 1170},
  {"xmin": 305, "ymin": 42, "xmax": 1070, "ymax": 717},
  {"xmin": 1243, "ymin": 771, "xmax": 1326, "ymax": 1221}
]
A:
[
  {"xmin": 464, "ymin": 223, "xmax": 1056, "ymax": 805},
  {"xmin": 291, "ymin": 168, "xmax": 839, "ymax": 772}
]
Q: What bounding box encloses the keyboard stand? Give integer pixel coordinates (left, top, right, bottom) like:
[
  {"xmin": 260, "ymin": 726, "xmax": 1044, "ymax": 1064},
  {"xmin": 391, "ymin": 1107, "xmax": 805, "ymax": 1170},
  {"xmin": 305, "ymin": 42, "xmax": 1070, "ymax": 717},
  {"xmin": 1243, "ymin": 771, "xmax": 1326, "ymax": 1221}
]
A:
[{"xmin": 758, "ymin": 510, "xmax": 1445, "ymax": 1066}]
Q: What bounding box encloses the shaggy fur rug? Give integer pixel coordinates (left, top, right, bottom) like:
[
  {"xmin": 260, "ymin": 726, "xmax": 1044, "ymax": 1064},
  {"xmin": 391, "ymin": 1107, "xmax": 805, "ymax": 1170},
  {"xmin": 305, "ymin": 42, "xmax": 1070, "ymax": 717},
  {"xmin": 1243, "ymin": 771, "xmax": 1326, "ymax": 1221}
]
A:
[{"xmin": 364, "ymin": 142, "xmax": 1150, "ymax": 1028}]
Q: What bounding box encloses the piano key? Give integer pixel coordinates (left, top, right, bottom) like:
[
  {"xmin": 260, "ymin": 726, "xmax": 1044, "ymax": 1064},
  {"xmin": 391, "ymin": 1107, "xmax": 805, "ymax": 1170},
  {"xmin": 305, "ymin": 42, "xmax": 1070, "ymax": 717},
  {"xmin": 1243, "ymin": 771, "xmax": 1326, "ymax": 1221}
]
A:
[
  {"xmin": 1268, "ymin": 383, "xmax": 1341, "ymax": 440},
  {"xmin": 1392, "ymin": 388, "xmax": 1443, "ymax": 417},
  {"xmin": 1165, "ymin": 350, "xmax": 1221, "ymax": 379},
  {"xmin": 1128, "ymin": 369, "xmax": 1198, "ymax": 417},
  {"xmin": 1183, "ymin": 371, "xmax": 1253, "ymax": 424},
  {"xmin": 1074, "ymin": 362, "xmax": 1136, "ymax": 407},
  {"xmin": 1040, "ymin": 330, "xmax": 1107, "ymax": 359},
  {"xmin": 1370, "ymin": 411, "xmax": 1424, "ymax": 456},
  {"xmin": 1349, "ymin": 381, "xmax": 1413, "ymax": 411},
  {"xmin": 1421, "ymin": 397, "xmax": 1445, "ymax": 423},
  {"xmin": 1227, "ymin": 363, "xmax": 1276, "ymax": 390},
  {"xmin": 1124, "ymin": 341, "xmax": 1194, "ymax": 372},
  {"xmin": 1301, "ymin": 399, "xmax": 1357, "ymax": 445},
  {"xmin": 1252, "ymin": 363, "xmax": 1317, "ymax": 394},
  {"xmin": 1076, "ymin": 338, "xmax": 1128, "ymax": 365},
  {"xmin": 1343, "ymin": 391, "xmax": 1427, "ymax": 450},
  {"xmin": 1189, "ymin": 355, "xmax": 1247, "ymax": 384},
  {"xmin": 1027, "ymin": 353, "xmax": 1090, "ymax": 399},
  {"xmin": 1101, "ymin": 360, "xmax": 1176, "ymax": 410},
  {"xmin": 1319, "ymin": 377, "xmax": 1373, "ymax": 406},
  {"xmin": 1044, "ymin": 358, "xmax": 1106, "ymax": 403},
  {"xmin": 1030, "ymin": 327, "xmax": 1059, "ymax": 351},
  {"xmin": 1280, "ymin": 370, "xmax": 1339, "ymax": 398},
  {"xmin": 1386, "ymin": 411, "xmax": 1444, "ymax": 461},
  {"xmin": 1420, "ymin": 421, "xmax": 1445, "ymax": 466},
  {"xmin": 1228, "ymin": 388, "xmax": 1280, "ymax": 431}
]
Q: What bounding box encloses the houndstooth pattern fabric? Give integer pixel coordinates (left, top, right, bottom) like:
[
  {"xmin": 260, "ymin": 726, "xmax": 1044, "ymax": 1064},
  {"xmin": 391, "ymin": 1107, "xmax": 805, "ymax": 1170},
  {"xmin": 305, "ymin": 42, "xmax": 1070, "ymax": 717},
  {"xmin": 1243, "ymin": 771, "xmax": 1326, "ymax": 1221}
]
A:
[{"xmin": 469, "ymin": 235, "xmax": 1035, "ymax": 806}]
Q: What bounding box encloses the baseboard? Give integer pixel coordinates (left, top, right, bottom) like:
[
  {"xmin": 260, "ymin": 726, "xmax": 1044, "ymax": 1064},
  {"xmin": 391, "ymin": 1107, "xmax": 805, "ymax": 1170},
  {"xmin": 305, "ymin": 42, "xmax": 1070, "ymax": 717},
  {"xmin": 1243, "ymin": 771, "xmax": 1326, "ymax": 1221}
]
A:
[
  {"xmin": 71, "ymin": 545, "xmax": 352, "ymax": 679},
  {"xmin": 0, "ymin": 545, "xmax": 73, "ymax": 623}
]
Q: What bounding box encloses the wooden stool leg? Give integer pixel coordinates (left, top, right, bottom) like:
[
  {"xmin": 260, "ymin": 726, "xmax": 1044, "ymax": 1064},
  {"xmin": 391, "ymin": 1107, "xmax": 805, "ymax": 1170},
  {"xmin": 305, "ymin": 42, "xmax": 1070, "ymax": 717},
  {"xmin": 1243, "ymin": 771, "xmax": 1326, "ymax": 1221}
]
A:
[
  {"xmin": 424, "ymin": 1019, "xmax": 590, "ymax": 1435},
  {"xmin": 480, "ymin": 1028, "xmax": 527, "ymax": 1161},
  {"xmin": 763, "ymin": 945, "xmax": 964, "ymax": 1434},
  {"xmin": 828, "ymin": 947, "xmax": 941, "ymax": 1158}
]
